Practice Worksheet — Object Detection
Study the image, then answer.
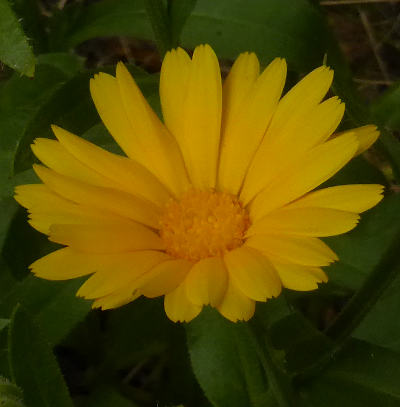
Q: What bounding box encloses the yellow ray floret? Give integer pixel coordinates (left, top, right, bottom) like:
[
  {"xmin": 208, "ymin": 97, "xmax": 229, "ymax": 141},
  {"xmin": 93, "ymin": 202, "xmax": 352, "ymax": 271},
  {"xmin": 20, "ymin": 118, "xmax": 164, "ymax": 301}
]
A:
[
  {"xmin": 90, "ymin": 66, "xmax": 189, "ymax": 196},
  {"xmin": 218, "ymin": 56, "xmax": 287, "ymax": 194},
  {"xmin": 137, "ymin": 259, "xmax": 192, "ymax": 298},
  {"xmin": 246, "ymin": 235, "xmax": 338, "ymax": 267},
  {"xmin": 48, "ymin": 223, "xmax": 164, "ymax": 253},
  {"xmin": 248, "ymin": 207, "xmax": 360, "ymax": 237},
  {"xmin": 217, "ymin": 277, "xmax": 256, "ymax": 322},
  {"xmin": 248, "ymin": 133, "xmax": 359, "ymax": 219},
  {"xmin": 76, "ymin": 251, "xmax": 170, "ymax": 299},
  {"xmin": 161, "ymin": 44, "xmax": 222, "ymax": 189},
  {"xmin": 164, "ymin": 281, "xmax": 202, "ymax": 323},
  {"xmin": 185, "ymin": 257, "xmax": 228, "ymax": 307},
  {"xmin": 224, "ymin": 247, "xmax": 281, "ymax": 301},
  {"xmin": 15, "ymin": 44, "xmax": 384, "ymax": 323},
  {"xmin": 272, "ymin": 262, "xmax": 328, "ymax": 291},
  {"xmin": 51, "ymin": 125, "xmax": 172, "ymax": 207},
  {"xmin": 33, "ymin": 164, "xmax": 161, "ymax": 228}
]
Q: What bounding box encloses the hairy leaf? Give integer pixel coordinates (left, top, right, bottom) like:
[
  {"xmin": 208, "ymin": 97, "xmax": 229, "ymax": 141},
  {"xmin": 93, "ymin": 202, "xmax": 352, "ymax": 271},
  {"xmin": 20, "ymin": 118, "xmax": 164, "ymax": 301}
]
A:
[{"xmin": 0, "ymin": 0, "xmax": 35, "ymax": 76}]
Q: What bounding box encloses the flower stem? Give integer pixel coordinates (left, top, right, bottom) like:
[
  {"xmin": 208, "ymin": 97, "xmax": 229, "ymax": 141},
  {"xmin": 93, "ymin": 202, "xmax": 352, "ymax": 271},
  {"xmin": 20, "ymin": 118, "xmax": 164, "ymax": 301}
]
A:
[
  {"xmin": 296, "ymin": 228, "xmax": 400, "ymax": 383},
  {"xmin": 325, "ymin": 229, "xmax": 400, "ymax": 341},
  {"xmin": 247, "ymin": 322, "xmax": 297, "ymax": 407}
]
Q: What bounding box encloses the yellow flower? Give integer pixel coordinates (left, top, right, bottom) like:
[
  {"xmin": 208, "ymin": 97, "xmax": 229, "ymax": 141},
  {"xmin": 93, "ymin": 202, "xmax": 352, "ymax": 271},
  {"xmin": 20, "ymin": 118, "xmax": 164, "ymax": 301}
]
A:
[{"xmin": 15, "ymin": 44, "xmax": 383, "ymax": 323}]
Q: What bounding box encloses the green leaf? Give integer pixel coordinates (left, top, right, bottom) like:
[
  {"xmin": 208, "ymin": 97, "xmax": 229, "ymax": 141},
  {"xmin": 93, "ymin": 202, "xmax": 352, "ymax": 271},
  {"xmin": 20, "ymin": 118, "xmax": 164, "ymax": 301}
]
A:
[
  {"xmin": 302, "ymin": 340, "xmax": 400, "ymax": 406},
  {"xmin": 372, "ymin": 82, "xmax": 400, "ymax": 132},
  {"xmin": 168, "ymin": 0, "xmax": 197, "ymax": 47},
  {"xmin": 0, "ymin": 376, "xmax": 25, "ymax": 407},
  {"xmin": 143, "ymin": 0, "xmax": 197, "ymax": 55},
  {"xmin": 354, "ymin": 274, "xmax": 400, "ymax": 353},
  {"xmin": 11, "ymin": 0, "xmax": 48, "ymax": 54},
  {"xmin": 144, "ymin": 0, "xmax": 171, "ymax": 56},
  {"xmin": 325, "ymin": 193, "xmax": 400, "ymax": 290},
  {"xmin": 8, "ymin": 305, "xmax": 73, "ymax": 407},
  {"xmin": 0, "ymin": 0, "xmax": 35, "ymax": 76},
  {"xmin": 12, "ymin": 71, "xmax": 100, "ymax": 174},
  {"xmin": 53, "ymin": 0, "xmax": 328, "ymax": 71},
  {"xmin": 0, "ymin": 276, "xmax": 91, "ymax": 346},
  {"xmin": 0, "ymin": 64, "xmax": 67, "ymax": 183},
  {"xmin": 378, "ymin": 131, "xmax": 400, "ymax": 183},
  {"xmin": 36, "ymin": 53, "xmax": 84, "ymax": 76},
  {"xmin": 180, "ymin": 0, "xmax": 328, "ymax": 71},
  {"xmin": 0, "ymin": 64, "xmax": 69, "ymax": 252},
  {"xmin": 187, "ymin": 308, "xmax": 269, "ymax": 407},
  {"xmin": 367, "ymin": 83, "xmax": 400, "ymax": 181},
  {"xmin": 51, "ymin": 0, "xmax": 153, "ymax": 51}
]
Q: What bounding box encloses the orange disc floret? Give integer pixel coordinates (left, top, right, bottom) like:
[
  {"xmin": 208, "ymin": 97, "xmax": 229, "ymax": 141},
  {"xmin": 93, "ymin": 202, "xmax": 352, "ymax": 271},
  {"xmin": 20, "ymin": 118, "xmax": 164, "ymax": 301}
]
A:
[{"xmin": 160, "ymin": 189, "xmax": 250, "ymax": 261}]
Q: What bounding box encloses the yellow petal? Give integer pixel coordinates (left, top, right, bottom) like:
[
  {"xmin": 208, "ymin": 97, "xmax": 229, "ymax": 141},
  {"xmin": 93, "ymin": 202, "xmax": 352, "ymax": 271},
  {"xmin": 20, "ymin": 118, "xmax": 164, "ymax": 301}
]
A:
[
  {"xmin": 90, "ymin": 69, "xmax": 189, "ymax": 196},
  {"xmin": 270, "ymin": 96, "xmax": 344, "ymax": 153},
  {"xmin": 248, "ymin": 207, "xmax": 360, "ymax": 237},
  {"xmin": 267, "ymin": 65, "xmax": 334, "ymax": 137},
  {"xmin": 218, "ymin": 57, "xmax": 287, "ymax": 194},
  {"xmin": 31, "ymin": 138, "xmax": 115, "ymax": 188},
  {"xmin": 221, "ymin": 52, "xmax": 260, "ymax": 133},
  {"xmin": 30, "ymin": 247, "xmax": 100, "ymax": 280},
  {"xmin": 92, "ymin": 288, "xmax": 141, "ymax": 310},
  {"xmin": 15, "ymin": 184, "xmax": 129, "ymax": 235},
  {"xmin": 137, "ymin": 259, "xmax": 192, "ymax": 298},
  {"xmin": 249, "ymin": 133, "xmax": 359, "ymax": 221},
  {"xmin": 245, "ymin": 234, "xmax": 338, "ymax": 267},
  {"xmin": 217, "ymin": 276, "xmax": 255, "ymax": 322},
  {"xmin": 164, "ymin": 282, "xmax": 202, "ymax": 323},
  {"xmin": 49, "ymin": 223, "xmax": 164, "ymax": 253},
  {"xmin": 33, "ymin": 164, "xmax": 161, "ymax": 228},
  {"xmin": 160, "ymin": 47, "xmax": 192, "ymax": 143},
  {"xmin": 271, "ymin": 261, "xmax": 328, "ymax": 291},
  {"xmin": 161, "ymin": 44, "xmax": 222, "ymax": 189},
  {"xmin": 334, "ymin": 125, "xmax": 379, "ymax": 156},
  {"xmin": 223, "ymin": 246, "xmax": 281, "ymax": 301},
  {"xmin": 241, "ymin": 66, "xmax": 335, "ymax": 204},
  {"xmin": 15, "ymin": 184, "xmax": 72, "ymax": 211},
  {"xmin": 115, "ymin": 62, "xmax": 189, "ymax": 195},
  {"xmin": 296, "ymin": 96, "xmax": 345, "ymax": 146},
  {"xmin": 28, "ymin": 209, "xmax": 123, "ymax": 235},
  {"xmin": 52, "ymin": 125, "xmax": 171, "ymax": 207},
  {"xmin": 77, "ymin": 250, "xmax": 169, "ymax": 299},
  {"xmin": 185, "ymin": 257, "xmax": 228, "ymax": 306},
  {"xmin": 241, "ymin": 98, "xmax": 345, "ymax": 205},
  {"xmin": 261, "ymin": 96, "xmax": 344, "ymax": 164},
  {"xmin": 286, "ymin": 184, "xmax": 384, "ymax": 213},
  {"xmin": 90, "ymin": 72, "xmax": 136, "ymax": 156}
]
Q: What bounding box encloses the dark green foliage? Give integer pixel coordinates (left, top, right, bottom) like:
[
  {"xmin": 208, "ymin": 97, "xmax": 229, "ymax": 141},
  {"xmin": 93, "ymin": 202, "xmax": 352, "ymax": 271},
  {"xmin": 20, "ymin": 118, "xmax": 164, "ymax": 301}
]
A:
[
  {"xmin": 0, "ymin": 1, "xmax": 400, "ymax": 406},
  {"xmin": 8, "ymin": 306, "xmax": 74, "ymax": 407},
  {"xmin": 0, "ymin": 376, "xmax": 25, "ymax": 407}
]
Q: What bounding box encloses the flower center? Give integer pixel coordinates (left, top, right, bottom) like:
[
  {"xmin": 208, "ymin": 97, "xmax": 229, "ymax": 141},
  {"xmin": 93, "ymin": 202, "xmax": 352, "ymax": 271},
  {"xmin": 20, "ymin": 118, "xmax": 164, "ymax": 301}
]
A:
[{"xmin": 160, "ymin": 189, "xmax": 250, "ymax": 262}]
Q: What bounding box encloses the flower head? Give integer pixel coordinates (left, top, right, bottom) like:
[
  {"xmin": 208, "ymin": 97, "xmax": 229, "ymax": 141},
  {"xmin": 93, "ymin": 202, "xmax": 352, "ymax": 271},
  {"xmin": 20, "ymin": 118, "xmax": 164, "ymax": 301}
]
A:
[{"xmin": 15, "ymin": 44, "xmax": 383, "ymax": 323}]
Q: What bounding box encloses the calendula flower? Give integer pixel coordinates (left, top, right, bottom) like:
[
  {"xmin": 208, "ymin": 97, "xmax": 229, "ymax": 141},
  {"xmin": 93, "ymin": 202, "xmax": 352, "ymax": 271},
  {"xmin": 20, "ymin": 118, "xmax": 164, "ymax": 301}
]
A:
[{"xmin": 15, "ymin": 44, "xmax": 383, "ymax": 323}]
